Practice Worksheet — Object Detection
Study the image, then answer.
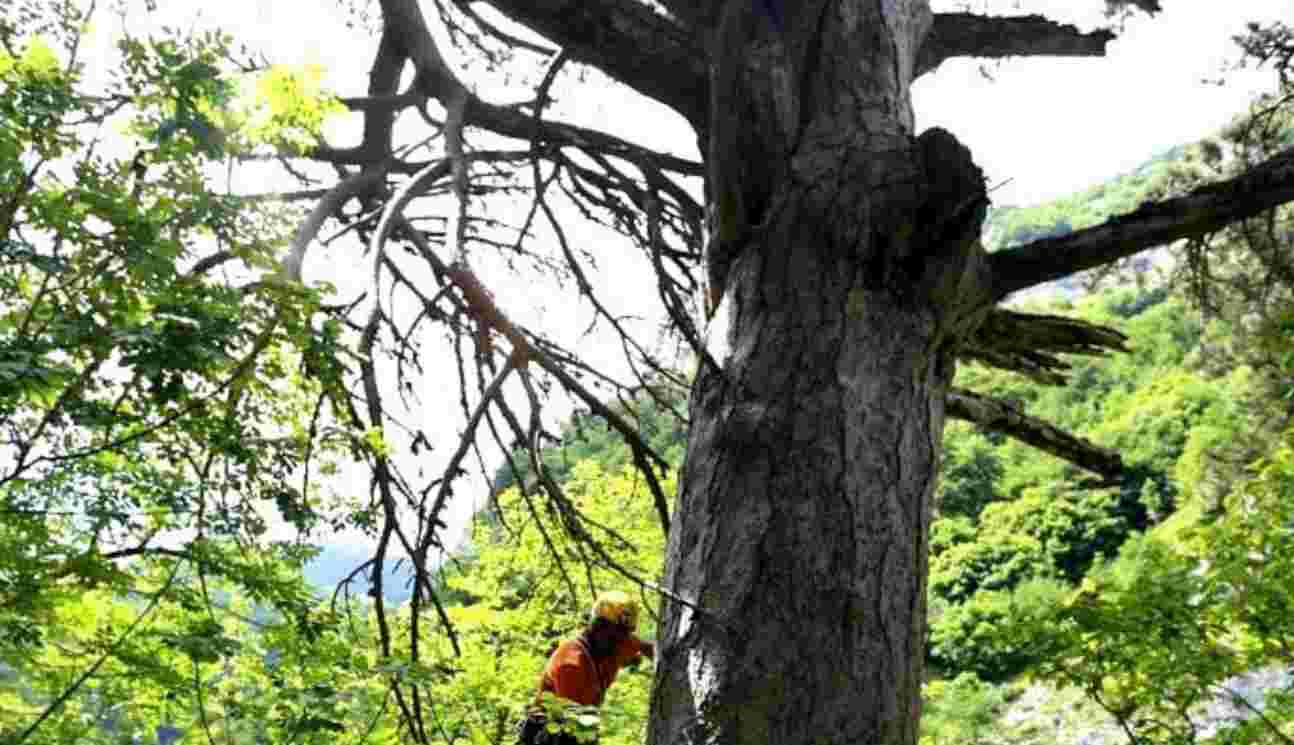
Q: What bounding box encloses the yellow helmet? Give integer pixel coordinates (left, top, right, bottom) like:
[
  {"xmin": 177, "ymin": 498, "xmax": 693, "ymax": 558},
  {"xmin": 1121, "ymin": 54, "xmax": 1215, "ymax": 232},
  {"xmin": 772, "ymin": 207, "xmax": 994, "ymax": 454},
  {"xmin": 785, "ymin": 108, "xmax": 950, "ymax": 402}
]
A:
[{"xmin": 590, "ymin": 590, "xmax": 639, "ymax": 630}]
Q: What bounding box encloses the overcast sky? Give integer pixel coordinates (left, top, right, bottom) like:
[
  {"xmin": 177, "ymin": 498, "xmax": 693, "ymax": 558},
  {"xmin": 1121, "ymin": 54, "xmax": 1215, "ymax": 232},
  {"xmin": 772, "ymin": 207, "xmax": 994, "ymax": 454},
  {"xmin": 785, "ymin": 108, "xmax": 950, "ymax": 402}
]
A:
[{"xmin": 95, "ymin": 1, "xmax": 1290, "ymax": 551}]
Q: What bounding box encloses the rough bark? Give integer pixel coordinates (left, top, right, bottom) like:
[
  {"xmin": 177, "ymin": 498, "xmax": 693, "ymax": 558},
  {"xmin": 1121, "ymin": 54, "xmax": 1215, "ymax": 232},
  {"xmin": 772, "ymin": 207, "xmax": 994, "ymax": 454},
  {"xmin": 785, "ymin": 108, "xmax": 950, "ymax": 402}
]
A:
[
  {"xmin": 653, "ymin": 275, "xmax": 943, "ymax": 745},
  {"xmin": 477, "ymin": 1, "xmax": 1119, "ymax": 132},
  {"xmin": 650, "ymin": 4, "xmax": 987, "ymax": 745}
]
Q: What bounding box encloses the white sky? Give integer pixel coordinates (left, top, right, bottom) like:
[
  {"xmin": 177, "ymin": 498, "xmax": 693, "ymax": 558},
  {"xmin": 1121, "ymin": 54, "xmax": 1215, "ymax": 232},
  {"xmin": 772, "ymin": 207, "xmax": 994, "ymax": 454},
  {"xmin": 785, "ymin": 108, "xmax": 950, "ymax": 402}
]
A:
[
  {"xmin": 173, "ymin": 0, "xmax": 1293, "ymax": 204},
  {"xmin": 79, "ymin": 0, "xmax": 1290, "ymax": 553},
  {"xmin": 916, "ymin": 0, "xmax": 1290, "ymax": 205}
]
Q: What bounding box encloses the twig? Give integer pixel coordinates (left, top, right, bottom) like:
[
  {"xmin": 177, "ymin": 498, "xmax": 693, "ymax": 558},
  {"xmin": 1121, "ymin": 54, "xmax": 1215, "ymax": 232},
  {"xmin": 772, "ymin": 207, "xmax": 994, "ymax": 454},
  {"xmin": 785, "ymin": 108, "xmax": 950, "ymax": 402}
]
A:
[{"xmin": 12, "ymin": 561, "xmax": 182, "ymax": 744}]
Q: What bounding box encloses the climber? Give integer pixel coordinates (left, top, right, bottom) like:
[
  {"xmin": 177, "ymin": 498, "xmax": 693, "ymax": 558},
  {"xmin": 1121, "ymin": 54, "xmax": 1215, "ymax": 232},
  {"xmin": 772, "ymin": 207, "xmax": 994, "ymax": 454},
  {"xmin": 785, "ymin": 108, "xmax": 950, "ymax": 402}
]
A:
[{"xmin": 518, "ymin": 591, "xmax": 655, "ymax": 745}]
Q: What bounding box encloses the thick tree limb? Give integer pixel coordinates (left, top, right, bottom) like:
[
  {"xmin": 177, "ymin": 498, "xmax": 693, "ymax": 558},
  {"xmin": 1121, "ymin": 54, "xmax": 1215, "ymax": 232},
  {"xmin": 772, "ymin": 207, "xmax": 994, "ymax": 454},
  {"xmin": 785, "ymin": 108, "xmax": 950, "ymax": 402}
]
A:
[
  {"xmin": 283, "ymin": 167, "xmax": 389, "ymax": 281},
  {"xmin": 990, "ymin": 145, "xmax": 1294, "ymax": 299},
  {"xmin": 916, "ymin": 13, "xmax": 1114, "ymax": 77},
  {"xmin": 451, "ymin": 0, "xmax": 557, "ymax": 56},
  {"xmin": 480, "ymin": 0, "xmax": 708, "ymax": 128},
  {"xmin": 472, "ymin": 5, "xmax": 1125, "ymax": 136},
  {"xmin": 360, "ymin": 0, "xmax": 703, "ymax": 177},
  {"xmin": 961, "ymin": 309, "xmax": 1129, "ymax": 385},
  {"xmin": 947, "ymin": 387, "xmax": 1123, "ymax": 481},
  {"xmin": 312, "ymin": 25, "xmax": 406, "ymax": 164}
]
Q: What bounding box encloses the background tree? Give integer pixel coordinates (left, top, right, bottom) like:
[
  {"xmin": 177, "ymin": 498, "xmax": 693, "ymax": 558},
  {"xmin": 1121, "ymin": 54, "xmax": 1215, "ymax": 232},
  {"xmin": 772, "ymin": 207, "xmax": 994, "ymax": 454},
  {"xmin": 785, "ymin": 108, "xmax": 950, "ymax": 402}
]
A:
[{"xmin": 0, "ymin": 6, "xmax": 401, "ymax": 742}]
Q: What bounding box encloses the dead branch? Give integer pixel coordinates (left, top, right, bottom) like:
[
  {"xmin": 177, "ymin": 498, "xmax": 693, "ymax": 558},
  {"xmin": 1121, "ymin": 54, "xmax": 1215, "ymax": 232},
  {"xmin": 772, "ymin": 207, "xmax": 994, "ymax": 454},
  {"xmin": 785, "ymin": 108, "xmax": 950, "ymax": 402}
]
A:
[
  {"xmin": 947, "ymin": 387, "xmax": 1123, "ymax": 481},
  {"xmin": 283, "ymin": 167, "xmax": 388, "ymax": 282},
  {"xmin": 960, "ymin": 309, "xmax": 1130, "ymax": 385},
  {"xmin": 916, "ymin": 13, "xmax": 1113, "ymax": 78}
]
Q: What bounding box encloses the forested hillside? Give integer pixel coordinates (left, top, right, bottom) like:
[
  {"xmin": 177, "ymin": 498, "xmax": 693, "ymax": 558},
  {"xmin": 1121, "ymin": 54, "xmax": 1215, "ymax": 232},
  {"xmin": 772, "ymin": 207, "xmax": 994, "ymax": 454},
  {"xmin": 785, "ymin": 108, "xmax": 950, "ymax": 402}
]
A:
[{"xmin": 983, "ymin": 144, "xmax": 1190, "ymax": 253}]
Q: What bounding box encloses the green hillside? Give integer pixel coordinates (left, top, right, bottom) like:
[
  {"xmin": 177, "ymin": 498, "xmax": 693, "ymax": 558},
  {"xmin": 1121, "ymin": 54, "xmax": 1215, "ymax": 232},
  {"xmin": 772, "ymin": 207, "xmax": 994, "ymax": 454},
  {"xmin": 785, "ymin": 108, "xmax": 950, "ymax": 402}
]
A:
[{"xmin": 982, "ymin": 143, "xmax": 1190, "ymax": 254}]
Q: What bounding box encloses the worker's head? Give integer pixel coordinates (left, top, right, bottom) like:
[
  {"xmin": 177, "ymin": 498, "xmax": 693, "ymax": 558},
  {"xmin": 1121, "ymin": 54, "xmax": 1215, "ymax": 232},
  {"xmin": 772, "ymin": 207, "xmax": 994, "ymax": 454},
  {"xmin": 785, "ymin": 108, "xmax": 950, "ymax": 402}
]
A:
[
  {"xmin": 585, "ymin": 591, "xmax": 639, "ymax": 656},
  {"xmin": 590, "ymin": 590, "xmax": 640, "ymax": 632}
]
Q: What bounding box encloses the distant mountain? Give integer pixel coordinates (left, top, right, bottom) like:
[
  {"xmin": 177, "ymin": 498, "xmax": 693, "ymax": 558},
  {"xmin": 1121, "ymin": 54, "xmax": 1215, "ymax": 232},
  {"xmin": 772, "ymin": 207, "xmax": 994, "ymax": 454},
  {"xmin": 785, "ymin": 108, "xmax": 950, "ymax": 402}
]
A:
[
  {"xmin": 303, "ymin": 543, "xmax": 418, "ymax": 604},
  {"xmin": 980, "ymin": 142, "xmax": 1198, "ymax": 304},
  {"xmin": 982, "ymin": 142, "xmax": 1192, "ymax": 254}
]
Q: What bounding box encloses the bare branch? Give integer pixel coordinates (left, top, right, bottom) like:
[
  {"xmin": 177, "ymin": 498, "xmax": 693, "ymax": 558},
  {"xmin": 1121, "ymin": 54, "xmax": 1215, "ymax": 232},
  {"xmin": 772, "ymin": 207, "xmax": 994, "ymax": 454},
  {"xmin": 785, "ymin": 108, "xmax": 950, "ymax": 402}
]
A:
[
  {"xmin": 381, "ymin": 0, "xmax": 469, "ymax": 101},
  {"xmin": 233, "ymin": 188, "xmax": 333, "ymax": 202},
  {"xmin": 338, "ymin": 1, "xmax": 703, "ymax": 179},
  {"xmin": 283, "ymin": 167, "xmax": 388, "ymax": 282},
  {"xmin": 186, "ymin": 251, "xmax": 235, "ymax": 277},
  {"xmin": 916, "ymin": 13, "xmax": 1114, "ymax": 78},
  {"xmin": 947, "ymin": 388, "xmax": 1123, "ymax": 481},
  {"xmin": 449, "ymin": 0, "xmax": 557, "ymax": 57},
  {"xmin": 371, "ymin": 170, "xmax": 673, "ymax": 523},
  {"xmin": 337, "ymin": 91, "xmax": 426, "ymax": 113},
  {"xmin": 990, "ymin": 145, "xmax": 1294, "ymax": 300}
]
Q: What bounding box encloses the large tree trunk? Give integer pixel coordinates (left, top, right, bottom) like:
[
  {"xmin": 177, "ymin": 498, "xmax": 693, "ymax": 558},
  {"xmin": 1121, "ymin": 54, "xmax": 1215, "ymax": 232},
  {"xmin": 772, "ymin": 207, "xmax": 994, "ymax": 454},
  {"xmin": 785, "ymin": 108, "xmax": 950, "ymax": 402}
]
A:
[{"xmin": 649, "ymin": 3, "xmax": 988, "ymax": 744}]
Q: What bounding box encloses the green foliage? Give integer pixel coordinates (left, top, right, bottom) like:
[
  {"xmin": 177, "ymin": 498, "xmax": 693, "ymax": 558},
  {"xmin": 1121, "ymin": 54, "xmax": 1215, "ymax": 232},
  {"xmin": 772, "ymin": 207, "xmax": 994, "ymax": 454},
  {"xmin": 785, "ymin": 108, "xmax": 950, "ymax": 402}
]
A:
[
  {"xmin": 0, "ymin": 5, "xmax": 377, "ymax": 743},
  {"xmin": 0, "ymin": 12, "xmax": 671, "ymax": 725},
  {"xmin": 234, "ymin": 64, "xmax": 346, "ymax": 154},
  {"xmin": 933, "ymin": 35, "xmax": 1294, "ymax": 732},
  {"xmin": 937, "ymin": 428, "xmax": 1003, "ymax": 520},
  {"xmin": 997, "ymin": 429, "xmax": 1294, "ymax": 744},
  {"xmin": 982, "ymin": 147, "xmax": 1186, "ymax": 253},
  {"xmin": 1, "ymin": 5, "xmax": 1291, "ymax": 745},
  {"xmin": 0, "ymin": 557, "xmax": 398, "ymax": 745},
  {"xmin": 930, "ymin": 286, "xmax": 1242, "ymax": 679},
  {"xmin": 116, "ymin": 32, "xmax": 343, "ymax": 159},
  {"xmin": 533, "ymin": 692, "xmax": 603, "ymax": 744},
  {"xmin": 929, "ymin": 578, "xmax": 1068, "ymax": 682},
  {"xmin": 920, "ymin": 672, "xmax": 1011, "ymax": 745},
  {"xmin": 493, "ymin": 386, "xmax": 687, "ymax": 492}
]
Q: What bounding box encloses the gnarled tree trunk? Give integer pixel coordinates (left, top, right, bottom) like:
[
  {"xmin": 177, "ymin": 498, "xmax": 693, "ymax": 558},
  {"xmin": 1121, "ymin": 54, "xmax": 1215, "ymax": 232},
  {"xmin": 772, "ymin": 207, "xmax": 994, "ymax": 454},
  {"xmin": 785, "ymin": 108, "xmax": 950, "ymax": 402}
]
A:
[{"xmin": 649, "ymin": 3, "xmax": 990, "ymax": 744}]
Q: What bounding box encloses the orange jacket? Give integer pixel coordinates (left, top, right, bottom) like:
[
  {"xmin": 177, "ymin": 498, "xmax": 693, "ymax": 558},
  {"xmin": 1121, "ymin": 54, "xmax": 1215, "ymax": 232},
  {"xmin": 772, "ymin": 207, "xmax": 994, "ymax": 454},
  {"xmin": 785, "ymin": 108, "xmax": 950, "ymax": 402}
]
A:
[{"xmin": 539, "ymin": 636, "xmax": 646, "ymax": 707}]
